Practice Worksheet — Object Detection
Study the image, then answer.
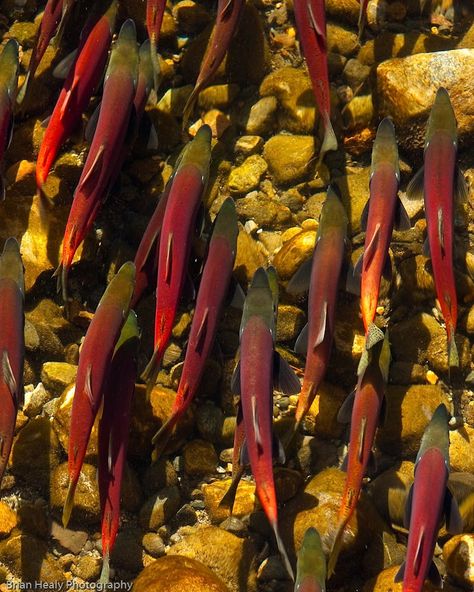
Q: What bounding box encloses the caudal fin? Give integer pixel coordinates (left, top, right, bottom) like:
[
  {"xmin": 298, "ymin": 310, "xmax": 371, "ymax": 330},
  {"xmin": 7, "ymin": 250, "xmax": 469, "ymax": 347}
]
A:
[
  {"xmin": 327, "ymin": 517, "xmax": 349, "ymax": 577},
  {"xmin": 218, "ymin": 465, "xmax": 244, "ymax": 514},
  {"xmin": 318, "ymin": 114, "xmax": 338, "ymax": 166},
  {"xmin": 62, "ymin": 478, "xmax": 77, "ymax": 527},
  {"xmin": 98, "ymin": 550, "xmax": 110, "ymax": 584},
  {"xmin": 448, "ymin": 332, "xmax": 459, "ymax": 369},
  {"xmin": 142, "ymin": 348, "xmax": 161, "ymax": 398},
  {"xmin": 151, "ymin": 414, "xmax": 178, "ymax": 456},
  {"xmin": 271, "ymin": 521, "xmax": 294, "ymax": 581}
]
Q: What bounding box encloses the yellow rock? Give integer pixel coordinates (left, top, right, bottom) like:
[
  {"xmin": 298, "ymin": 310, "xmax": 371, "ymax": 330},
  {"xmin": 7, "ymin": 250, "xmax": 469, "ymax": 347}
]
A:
[
  {"xmin": 133, "ymin": 555, "xmax": 230, "ymax": 592},
  {"xmin": 203, "ymin": 479, "xmax": 257, "ymax": 523},
  {"xmin": 368, "ymin": 461, "xmax": 414, "ymax": 530},
  {"xmin": 273, "ymin": 230, "xmax": 316, "ymax": 280},
  {"xmin": 362, "ymin": 565, "xmax": 455, "ymax": 591},
  {"xmin": 263, "ymin": 135, "xmax": 317, "ymax": 185},
  {"xmin": 443, "ymin": 534, "xmax": 474, "ymax": 589},
  {"xmin": 303, "ymin": 382, "xmax": 348, "ymax": 439},
  {"xmin": 0, "ymin": 502, "xmax": 17, "ymax": 538},
  {"xmin": 169, "ymin": 525, "xmax": 257, "ymax": 592},
  {"xmin": 449, "ymin": 425, "xmax": 474, "ymax": 474},
  {"xmin": 233, "ymin": 227, "xmax": 267, "ymax": 284}
]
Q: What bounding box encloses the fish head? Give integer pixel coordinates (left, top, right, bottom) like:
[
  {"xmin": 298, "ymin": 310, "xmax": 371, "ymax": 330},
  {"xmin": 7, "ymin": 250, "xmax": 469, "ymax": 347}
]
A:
[
  {"xmin": 296, "ymin": 527, "xmax": 326, "ymax": 591},
  {"xmin": 138, "ymin": 39, "xmax": 158, "ymax": 97},
  {"xmin": 416, "ymin": 403, "xmax": 450, "ymax": 469},
  {"xmin": 211, "ymin": 197, "xmax": 239, "ymax": 255},
  {"xmin": 317, "ymin": 186, "xmax": 348, "ymax": 242},
  {"xmin": 105, "ymin": 19, "xmax": 139, "ymax": 88},
  {"xmin": 113, "ymin": 309, "xmax": 140, "ymax": 354},
  {"xmin": 0, "ymin": 39, "xmax": 19, "ymax": 100},
  {"xmin": 240, "ymin": 267, "xmax": 276, "ymax": 338},
  {"xmin": 371, "ymin": 117, "xmax": 399, "ymax": 182},
  {"xmin": 99, "ymin": 261, "xmax": 136, "ymax": 315},
  {"xmin": 0, "ymin": 237, "xmax": 24, "ymax": 295},
  {"xmin": 176, "ymin": 124, "xmax": 212, "ymax": 184},
  {"xmin": 425, "ymin": 87, "xmax": 458, "ymax": 149}
]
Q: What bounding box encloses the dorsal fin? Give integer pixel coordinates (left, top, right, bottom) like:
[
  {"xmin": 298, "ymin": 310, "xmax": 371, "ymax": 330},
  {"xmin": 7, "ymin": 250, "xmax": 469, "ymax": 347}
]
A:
[
  {"xmin": 363, "ymin": 223, "xmax": 381, "ymax": 271},
  {"xmin": 313, "ymin": 300, "xmax": 328, "ymax": 349},
  {"xmin": 2, "ymin": 350, "xmax": 17, "ymax": 404},
  {"xmin": 195, "ymin": 307, "xmax": 209, "ymax": 353},
  {"xmin": 251, "ymin": 396, "xmax": 263, "ymax": 452},
  {"xmin": 165, "ymin": 232, "xmax": 173, "ymax": 284},
  {"xmin": 78, "ymin": 144, "xmax": 106, "ymax": 195},
  {"xmin": 413, "ymin": 526, "xmax": 425, "ymax": 577},
  {"xmin": 357, "ymin": 416, "xmax": 367, "ymax": 462},
  {"xmin": 307, "ymin": 1, "xmax": 326, "ymax": 51},
  {"xmin": 85, "ymin": 364, "xmax": 94, "ymax": 407},
  {"xmin": 437, "ymin": 208, "xmax": 445, "ymax": 255},
  {"xmin": 221, "ymin": 0, "xmax": 234, "ymax": 20}
]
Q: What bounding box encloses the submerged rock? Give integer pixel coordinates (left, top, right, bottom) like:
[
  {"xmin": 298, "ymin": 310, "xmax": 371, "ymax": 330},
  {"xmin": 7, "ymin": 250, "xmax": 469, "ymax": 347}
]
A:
[
  {"xmin": 263, "ymin": 135, "xmax": 317, "ymax": 186},
  {"xmin": 133, "ymin": 555, "xmax": 230, "ymax": 592},
  {"xmin": 443, "ymin": 534, "xmax": 474, "ymax": 589}
]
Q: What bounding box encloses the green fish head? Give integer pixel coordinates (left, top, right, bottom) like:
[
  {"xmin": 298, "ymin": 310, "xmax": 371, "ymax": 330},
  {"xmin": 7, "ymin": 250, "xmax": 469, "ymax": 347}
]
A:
[
  {"xmin": 106, "ymin": 19, "xmax": 139, "ymax": 87},
  {"xmin": 240, "ymin": 267, "xmax": 276, "ymax": 338},
  {"xmin": 296, "ymin": 527, "xmax": 326, "ymax": 591},
  {"xmin": 0, "ymin": 39, "xmax": 19, "ymax": 100},
  {"xmin": 0, "ymin": 237, "xmax": 24, "ymax": 295},
  {"xmin": 425, "ymin": 87, "xmax": 458, "ymax": 148},
  {"xmin": 371, "ymin": 117, "xmax": 399, "ymax": 181},
  {"xmin": 100, "ymin": 261, "xmax": 136, "ymax": 314},
  {"xmin": 212, "ymin": 197, "xmax": 239, "ymax": 254},
  {"xmin": 113, "ymin": 309, "xmax": 140, "ymax": 354},
  {"xmin": 416, "ymin": 403, "xmax": 450, "ymax": 468},
  {"xmin": 317, "ymin": 186, "xmax": 348, "ymax": 242},
  {"xmin": 138, "ymin": 39, "xmax": 158, "ymax": 95},
  {"xmin": 177, "ymin": 124, "xmax": 212, "ymax": 183}
]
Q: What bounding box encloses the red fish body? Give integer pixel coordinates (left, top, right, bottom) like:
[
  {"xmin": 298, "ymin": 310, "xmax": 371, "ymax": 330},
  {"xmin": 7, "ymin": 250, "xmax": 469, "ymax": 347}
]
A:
[
  {"xmin": 18, "ymin": 0, "xmax": 64, "ymax": 104},
  {"xmin": 289, "ymin": 187, "xmax": 347, "ymax": 431},
  {"xmin": 0, "ymin": 238, "xmax": 24, "ymax": 486},
  {"xmin": 36, "ymin": 0, "xmax": 117, "ymax": 194},
  {"xmin": 63, "ymin": 261, "xmax": 135, "ymax": 527},
  {"xmin": 407, "ymin": 88, "xmax": 465, "ymax": 368},
  {"xmin": 152, "ymin": 197, "xmax": 238, "ymax": 453},
  {"xmin": 143, "ymin": 125, "xmax": 212, "ymax": 392},
  {"xmin": 146, "ymin": 0, "xmax": 166, "ymax": 88},
  {"xmin": 293, "ymin": 0, "xmax": 337, "ymax": 162},
  {"xmin": 358, "ymin": 117, "xmax": 410, "ymax": 333},
  {"xmin": 183, "ymin": 0, "xmax": 244, "ymax": 127},
  {"xmin": 0, "ymin": 40, "xmax": 19, "ymax": 199},
  {"xmin": 98, "ymin": 311, "xmax": 139, "ymax": 583},
  {"xmin": 238, "ymin": 268, "xmax": 294, "ymax": 579},
  {"xmin": 58, "ymin": 19, "xmax": 138, "ymax": 303},
  {"xmin": 328, "ymin": 325, "xmax": 390, "ymax": 576},
  {"xmin": 395, "ymin": 404, "xmax": 462, "ymax": 591}
]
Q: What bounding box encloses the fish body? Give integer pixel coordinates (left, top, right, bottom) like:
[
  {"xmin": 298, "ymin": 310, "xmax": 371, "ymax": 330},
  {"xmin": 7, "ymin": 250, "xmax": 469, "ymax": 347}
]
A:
[
  {"xmin": 19, "ymin": 0, "xmax": 64, "ymax": 102},
  {"xmin": 357, "ymin": 0, "xmax": 369, "ymax": 40},
  {"xmin": 0, "ymin": 238, "xmax": 24, "ymax": 486},
  {"xmin": 143, "ymin": 125, "xmax": 212, "ymax": 392},
  {"xmin": 183, "ymin": 0, "xmax": 244, "ymax": 128},
  {"xmin": 36, "ymin": 0, "xmax": 117, "ymax": 194},
  {"xmin": 239, "ymin": 268, "xmax": 293, "ymax": 579},
  {"xmin": 359, "ymin": 118, "xmax": 409, "ymax": 333},
  {"xmin": 395, "ymin": 404, "xmax": 462, "ymax": 591},
  {"xmin": 0, "ymin": 40, "xmax": 19, "ymax": 199},
  {"xmin": 295, "ymin": 527, "xmax": 326, "ymax": 592},
  {"xmin": 146, "ymin": 0, "xmax": 166, "ymax": 89},
  {"xmin": 293, "ymin": 0, "xmax": 337, "ymax": 162},
  {"xmin": 291, "ymin": 187, "xmax": 347, "ymax": 430},
  {"xmin": 152, "ymin": 197, "xmax": 238, "ymax": 453},
  {"xmin": 58, "ymin": 19, "xmax": 138, "ymax": 304},
  {"xmin": 98, "ymin": 311, "xmax": 139, "ymax": 583},
  {"xmin": 423, "ymin": 88, "xmax": 459, "ymax": 367},
  {"xmin": 63, "ymin": 261, "xmax": 135, "ymax": 527},
  {"xmin": 328, "ymin": 325, "xmax": 390, "ymax": 576}
]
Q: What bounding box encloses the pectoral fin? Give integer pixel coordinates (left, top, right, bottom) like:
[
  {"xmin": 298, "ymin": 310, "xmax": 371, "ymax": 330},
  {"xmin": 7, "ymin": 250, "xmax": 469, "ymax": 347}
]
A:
[
  {"xmin": 84, "ymin": 102, "xmax": 101, "ymax": 143},
  {"xmin": 413, "ymin": 527, "xmax": 425, "ymax": 577},
  {"xmin": 273, "ymin": 351, "xmax": 301, "ymax": 394},
  {"xmin": 286, "ymin": 258, "xmax": 312, "ymax": 297},
  {"xmin": 404, "ymin": 483, "xmax": 414, "ymax": 530},
  {"xmin": 454, "ymin": 166, "xmax": 469, "ymax": 202},
  {"xmin": 53, "ymin": 48, "xmax": 78, "ymax": 79},
  {"xmin": 394, "ymin": 561, "xmax": 405, "ymax": 583},
  {"xmin": 294, "ymin": 323, "xmax": 308, "ymax": 356},
  {"xmin": 406, "ymin": 166, "xmax": 424, "ymax": 201},
  {"xmin": 78, "ymin": 143, "xmax": 105, "ymax": 194},
  {"xmin": 195, "ymin": 307, "xmax": 209, "ymax": 354},
  {"xmin": 364, "ymin": 223, "xmax": 381, "ymax": 270},
  {"xmin": 444, "ymin": 487, "xmax": 463, "ymax": 534},
  {"xmin": 230, "ymin": 359, "xmax": 241, "ymax": 394},
  {"xmin": 313, "ymin": 300, "xmax": 328, "ymax": 349},
  {"xmin": 428, "ymin": 560, "xmax": 442, "ymax": 587},
  {"xmin": 337, "ymin": 389, "xmax": 355, "ymax": 424},
  {"xmin": 360, "ymin": 199, "xmax": 370, "ymax": 232}
]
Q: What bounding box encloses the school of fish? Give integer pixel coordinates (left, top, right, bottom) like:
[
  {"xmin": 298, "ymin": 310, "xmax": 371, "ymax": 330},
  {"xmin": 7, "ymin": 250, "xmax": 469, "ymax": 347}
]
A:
[{"xmin": 0, "ymin": 0, "xmax": 471, "ymax": 590}]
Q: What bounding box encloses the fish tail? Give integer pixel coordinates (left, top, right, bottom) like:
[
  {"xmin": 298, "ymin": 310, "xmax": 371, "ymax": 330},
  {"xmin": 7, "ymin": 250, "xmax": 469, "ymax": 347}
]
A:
[
  {"xmin": 357, "ymin": 6, "xmax": 366, "ymax": 42},
  {"xmin": 142, "ymin": 349, "xmax": 161, "ymax": 398},
  {"xmin": 62, "ymin": 478, "xmax": 77, "ymax": 527},
  {"xmin": 182, "ymin": 87, "xmax": 199, "ymax": 132},
  {"xmin": 327, "ymin": 519, "xmax": 347, "ymax": 578},
  {"xmin": 271, "ymin": 520, "xmax": 294, "ymax": 581},
  {"xmin": 35, "ymin": 185, "xmax": 53, "ymax": 233},
  {"xmin": 448, "ymin": 331, "xmax": 459, "ymax": 369},
  {"xmin": 149, "ymin": 39, "xmax": 160, "ymax": 95},
  {"xmin": 218, "ymin": 465, "xmax": 244, "ymax": 514},
  {"xmin": 317, "ymin": 114, "xmax": 338, "ymax": 166},
  {"xmin": 151, "ymin": 413, "xmax": 178, "ymax": 455},
  {"xmin": 98, "ymin": 549, "xmax": 110, "ymax": 584}
]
